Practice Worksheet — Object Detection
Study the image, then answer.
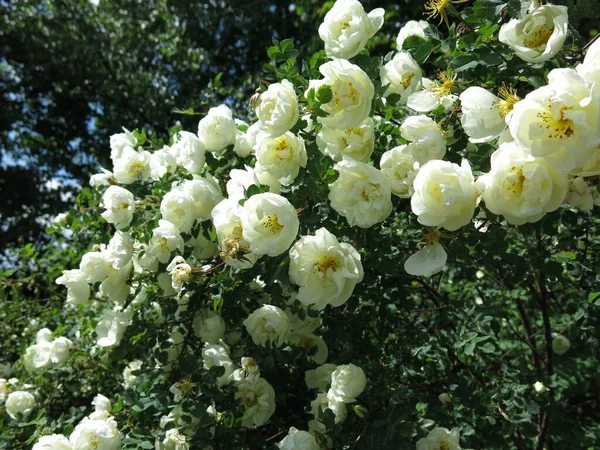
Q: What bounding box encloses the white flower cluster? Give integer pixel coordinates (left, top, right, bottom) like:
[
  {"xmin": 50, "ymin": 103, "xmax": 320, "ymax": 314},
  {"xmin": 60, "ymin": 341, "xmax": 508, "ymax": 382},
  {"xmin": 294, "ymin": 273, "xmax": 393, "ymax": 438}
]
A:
[
  {"xmin": 32, "ymin": 394, "xmax": 121, "ymax": 450},
  {"xmin": 22, "ymin": 328, "xmax": 73, "ymax": 374}
]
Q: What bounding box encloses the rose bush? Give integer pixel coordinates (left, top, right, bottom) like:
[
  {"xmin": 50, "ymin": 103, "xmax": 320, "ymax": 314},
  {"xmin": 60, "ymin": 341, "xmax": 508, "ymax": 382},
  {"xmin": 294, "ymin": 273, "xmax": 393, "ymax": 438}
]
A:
[{"xmin": 1, "ymin": 0, "xmax": 600, "ymax": 449}]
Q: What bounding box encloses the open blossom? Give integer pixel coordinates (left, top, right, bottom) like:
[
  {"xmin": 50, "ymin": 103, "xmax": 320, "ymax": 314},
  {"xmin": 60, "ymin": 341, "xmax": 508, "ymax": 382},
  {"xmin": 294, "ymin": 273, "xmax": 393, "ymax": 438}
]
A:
[
  {"xmin": 509, "ymin": 68, "xmax": 600, "ymax": 171},
  {"xmin": 380, "ymin": 145, "xmax": 420, "ymax": 197},
  {"xmin": 459, "ymin": 86, "xmax": 519, "ymax": 143},
  {"xmin": 234, "ymin": 122, "xmax": 266, "ymax": 158},
  {"xmin": 235, "ymin": 376, "xmax": 276, "ymax": 427},
  {"xmin": 123, "ymin": 360, "xmax": 142, "ymax": 389},
  {"xmin": 311, "ymin": 391, "xmax": 347, "ymax": 424},
  {"xmin": 307, "ymin": 59, "xmax": 374, "ymax": 129},
  {"xmin": 289, "ymin": 228, "xmax": 363, "ymax": 310},
  {"xmin": 177, "ymin": 174, "xmax": 224, "ymax": 221},
  {"xmin": 329, "ymin": 158, "xmax": 393, "ymax": 228},
  {"xmin": 318, "ymin": 0, "xmax": 384, "ymax": 60},
  {"xmin": 396, "ymin": 20, "xmax": 432, "ymax": 48},
  {"xmin": 305, "ymin": 364, "xmax": 338, "ymax": 392},
  {"xmin": 278, "ymin": 427, "xmax": 320, "ymax": 450},
  {"xmin": 226, "ymin": 165, "xmax": 281, "ymax": 203},
  {"xmin": 95, "ymin": 307, "xmax": 132, "ymax": 347},
  {"xmin": 411, "ymin": 159, "xmax": 477, "ymax": 231},
  {"xmin": 23, "ymin": 329, "xmax": 73, "ymax": 373},
  {"xmin": 255, "ymin": 132, "xmax": 307, "ymax": 185},
  {"xmin": 113, "ymin": 146, "xmax": 151, "ymax": 184},
  {"xmin": 330, "ymin": 363, "xmax": 366, "ymax": 403},
  {"xmin": 32, "ymin": 434, "xmax": 72, "ymax": 450},
  {"xmin": 416, "ymin": 427, "xmax": 462, "ymax": 450},
  {"xmin": 380, "ymin": 51, "xmax": 422, "ymax": 102},
  {"xmin": 56, "ymin": 269, "xmax": 90, "ymax": 305},
  {"xmin": 499, "ymin": 3, "xmax": 568, "ymax": 63},
  {"xmin": 171, "ymin": 131, "xmax": 206, "ymax": 174},
  {"xmin": 243, "ymin": 305, "xmax": 290, "ymax": 347},
  {"xmin": 477, "ymin": 142, "xmax": 568, "ymax": 225},
  {"xmin": 69, "ymin": 419, "xmax": 121, "ymax": 450},
  {"xmin": 211, "ymin": 199, "xmax": 259, "ymax": 269},
  {"xmin": 407, "ymin": 74, "xmax": 458, "ymax": 113},
  {"xmin": 106, "ymin": 231, "xmax": 133, "ymax": 270},
  {"xmin": 316, "ymin": 117, "xmax": 375, "ymax": 162},
  {"xmin": 148, "ymin": 219, "xmax": 184, "ymax": 264},
  {"xmin": 6, "ymin": 391, "xmax": 36, "ymax": 420},
  {"xmin": 198, "ymin": 104, "xmax": 237, "ymax": 152},
  {"xmin": 160, "ymin": 188, "xmax": 197, "ymax": 234},
  {"xmin": 552, "ymin": 334, "xmax": 571, "ymax": 355},
  {"xmin": 399, "ymin": 115, "xmax": 446, "ymax": 163},
  {"xmin": 255, "ymin": 79, "xmax": 299, "ymax": 137},
  {"xmin": 241, "ymin": 193, "xmax": 299, "ymax": 257},
  {"xmin": 149, "ymin": 147, "xmax": 177, "ymax": 180},
  {"xmin": 79, "ymin": 250, "xmax": 110, "ymax": 284},
  {"xmin": 156, "ymin": 429, "xmax": 189, "ymax": 450},
  {"xmin": 110, "ymin": 128, "xmax": 136, "ymax": 162},
  {"xmin": 186, "ymin": 229, "xmax": 219, "ymax": 260},
  {"xmin": 566, "ymin": 176, "xmax": 594, "ymax": 210},
  {"xmin": 101, "ymin": 186, "xmax": 135, "ymax": 230}
]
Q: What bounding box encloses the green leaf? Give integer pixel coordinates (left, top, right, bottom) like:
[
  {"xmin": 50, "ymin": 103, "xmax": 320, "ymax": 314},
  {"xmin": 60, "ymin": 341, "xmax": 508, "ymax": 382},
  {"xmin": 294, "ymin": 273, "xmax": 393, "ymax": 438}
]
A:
[{"xmin": 316, "ymin": 84, "xmax": 333, "ymax": 104}]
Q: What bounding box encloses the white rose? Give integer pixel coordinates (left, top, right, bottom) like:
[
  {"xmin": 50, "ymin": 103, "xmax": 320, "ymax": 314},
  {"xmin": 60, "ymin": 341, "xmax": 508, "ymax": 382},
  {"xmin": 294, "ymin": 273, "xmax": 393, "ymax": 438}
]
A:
[
  {"xmin": 56, "ymin": 269, "xmax": 90, "ymax": 305},
  {"xmin": 197, "ymin": 104, "xmax": 237, "ymax": 152},
  {"xmin": 499, "ymin": 4, "xmax": 568, "ymax": 63},
  {"xmin": 396, "ymin": 20, "xmax": 432, "ymax": 49},
  {"xmin": 101, "ymin": 186, "xmax": 135, "ymax": 230},
  {"xmin": 305, "ymin": 364, "xmax": 338, "ymax": 391},
  {"xmin": 110, "ymin": 128, "xmax": 136, "ymax": 162},
  {"xmin": 255, "ymin": 79, "xmax": 299, "ymax": 137},
  {"xmin": 5, "ymin": 390, "xmax": 36, "ymax": 420},
  {"xmin": 23, "ymin": 341, "xmax": 52, "ymax": 373},
  {"xmin": 160, "ymin": 188, "xmax": 197, "ymax": 234},
  {"xmin": 399, "ymin": 115, "xmax": 446, "ymax": 163},
  {"xmin": 330, "ymin": 363, "xmax": 366, "ymax": 402},
  {"xmin": 476, "ymin": 142, "xmax": 568, "ymax": 225},
  {"xmin": 167, "ymin": 256, "xmax": 192, "ymax": 293},
  {"xmin": 552, "ymin": 334, "xmax": 571, "ymax": 355},
  {"xmin": 95, "ymin": 307, "xmax": 132, "ymax": 347},
  {"xmin": 380, "ymin": 51, "xmax": 422, "ymax": 102},
  {"xmin": 113, "ymin": 147, "xmax": 151, "ymax": 184},
  {"xmin": 148, "ymin": 220, "xmax": 184, "ymax": 264},
  {"xmin": 193, "ymin": 309, "xmax": 226, "ymax": 344},
  {"xmin": 380, "ymin": 145, "xmax": 420, "ymax": 197},
  {"xmin": 416, "ymin": 427, "xmax": 461, "ymax": 450},
  {"xmin": 0, "ymin": 378, "xmax": 9, "ymax": 404},
  {"xmin": 318, "ymin": 0, "xmax": 384, "ymax": 60},
  {"xmin": 98, "ymin": 264, "xmax": 132, "ymax": 305},
  {"xmin": 50, "ymin": 336, "xmax": 73, "ymax": 366},
  {"xmin": 316, "ymin": 117, "xmax": 375, "ymax": 162},
  {"xmin": 328, "ymin": 158, "xmax": 393, "ymax": 228},
  {"xmin": 243, "ymin": 305, "xmax": 290, "ymax": 347},
  {"xmin": 185, "ymin": 229, "xmax": 219, "ymax": 260},
  {"xmin": 459, "ymin": 86, "xmax": 519, "ymax": 143},
  {"xmin": 178, "ymin": 174, "xmax": 224, "ymax": 221},
  {"xmin": 404, "ymin": 242, "xmax": 448, "ymax": 277},
  {"xmin": 156, "ymin": 429, "xmax": 189, "ymax": 450},
  {"xmin": 289, "ymin": 228, "xmax": 363, "ymax": 310},
  {"xmin": 171, "ymin": 131, "xmax": 206, "ymax": 174},
  {"xmin": 202, "ymin": 344, "xmax": 234, "ymax": 387},
  {"xmin": 566, "ymin": 176, "xmax": 594, "ymax": 210},
  {"xmin": 255, "ymin": 132, "xmax": 307, "ymax": 185},
  {"xmin": 106, "ymin": 230, "xmax": 133, "ymax": 270},
  {"xmin": 241, "ymin": 193, "xmax": 299, "ymax": 257},
  {"xmin": 90, "ymin": 168, "xmax": 113, "ymax": 187},
  {"xmin": 407, "ymin": 75, "xmax": 458, "ymax": 113},
  {"xmin": 211, "ymin": 199, "xmax": 258, "ymax": 269},
  {"xmin": 235, "ymin": 376, "xmax": 276, "ymax": 427},
  {"xmin": 149, "ymin": 147, "xmax": 177, "ymax": 181},
  {"xmin": 411, "ymin": 159, "xmax": 477, "ymax": 231},
  {"xmin": 278, "ymin": 427, "xmax": 320, "ymax": 450},
  {"xmin": 307, "ymin": 59, "xmax": 374, "ymax": 129},
  {"xmin": 311, "ymin": 391, "xmax": 347, "ymax": 423},
  {"xmin": 509, "ymin": 69, "xmax": 600, "ymax": 171},
  {"xmin": 577, "ymin": 36, "xmax": 600, "ymax": 91},
  {"xmin": 226, "ymin": 165, "xmax": 281, "ymax": 202},
  {"xmin": 32, "ymin": 434, "xmax": 72, "ymax": 450},
  {"xmin": 79, "ymin": 250, "xmax": 110, "ymax": 284},
  {"xmin": 69, "ymin": 419, "xmax": 121, "ymax": 450},
  {"xmin": 234, "ymin": 122, "xmax": 266, "ymax": 158},
  {"xmin": 123, "ymin": 360, "xmax": 142, "ymax": 390}
]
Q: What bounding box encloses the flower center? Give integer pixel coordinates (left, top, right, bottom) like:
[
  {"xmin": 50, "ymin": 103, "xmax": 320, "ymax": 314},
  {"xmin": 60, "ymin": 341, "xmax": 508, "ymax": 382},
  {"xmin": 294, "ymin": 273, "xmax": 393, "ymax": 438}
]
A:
[
  {"xmin": 440, "ymin": 441, "xmax": 450, "ymax": 450},
  {"xmin": 260, "ymin": 213, "xmax": 284, "ymax": 234},
  {"xmin": 243, "ymin": 391, "xmax": 259, "ymax": 407},
  {"xmin": 523, "ymin": 24, "xmax": 554, "ymax": 49},
  {"xmin": 314, "ymin": 255, "xmax": 340, "ymax": 275},
  {"xmin": 402, "ymin": 72, "xmax": 416, "ymax": 89},
  {"xmin": 505, "ymin": 166, "xmax": 526, "ymax": 195},
  {"xmin": 494, "ymin": 85, "xmax": 520, "ymax": 118},
  {"xmin": 536, "ymin": 104, "xmax": 575, "ymax": 139}
]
